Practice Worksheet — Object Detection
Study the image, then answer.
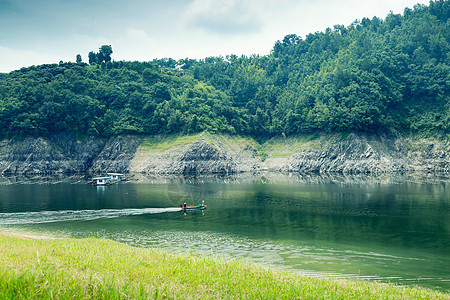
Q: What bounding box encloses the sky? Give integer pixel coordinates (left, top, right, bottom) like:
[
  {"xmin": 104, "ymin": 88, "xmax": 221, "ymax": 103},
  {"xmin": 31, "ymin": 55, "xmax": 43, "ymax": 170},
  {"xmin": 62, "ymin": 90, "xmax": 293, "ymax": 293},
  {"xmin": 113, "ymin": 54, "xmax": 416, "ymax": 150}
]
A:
[{"xmin": 0, "ymin": 0, "xmax": 430, "ymax": 73}]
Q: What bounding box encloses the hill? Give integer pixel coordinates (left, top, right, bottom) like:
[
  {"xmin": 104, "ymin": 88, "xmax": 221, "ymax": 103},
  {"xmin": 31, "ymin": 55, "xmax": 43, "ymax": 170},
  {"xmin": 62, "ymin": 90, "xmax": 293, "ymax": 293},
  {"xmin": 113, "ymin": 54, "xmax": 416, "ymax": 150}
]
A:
[{"xmin": 0, "ymin": 1, "xmax": 448, "ymax": 138}]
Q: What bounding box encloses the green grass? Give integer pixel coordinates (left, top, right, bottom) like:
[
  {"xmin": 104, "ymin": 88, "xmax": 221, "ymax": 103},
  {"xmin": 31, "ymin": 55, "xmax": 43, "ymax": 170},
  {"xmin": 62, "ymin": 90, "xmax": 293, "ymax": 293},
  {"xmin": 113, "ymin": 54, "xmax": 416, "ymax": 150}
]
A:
[
  {"xmin": 0, "ymin": 235, "xmax": 448, "ymax": 299},
  {"xmin": 138, "ymin": 132, "xmax": 261, "ymax": 157},
  {"xmin": 256, "ymin": 145, "xmax": 268, "ymax": 162},
  {"xmin": 262, "ymin": 134, "xmax": 326, "ymax": 158},
  {"xmin": 139, "ymin": 133, "xmax": 203, "ymax": 152}
]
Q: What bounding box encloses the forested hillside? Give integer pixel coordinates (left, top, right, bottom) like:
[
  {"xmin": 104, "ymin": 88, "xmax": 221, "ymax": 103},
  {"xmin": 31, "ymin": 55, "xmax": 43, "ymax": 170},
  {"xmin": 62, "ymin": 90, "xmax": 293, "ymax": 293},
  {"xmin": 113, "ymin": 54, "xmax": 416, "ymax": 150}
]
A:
[{"xmin": 0, "ymin": 0, "xmax": 448, "ymax": 138}]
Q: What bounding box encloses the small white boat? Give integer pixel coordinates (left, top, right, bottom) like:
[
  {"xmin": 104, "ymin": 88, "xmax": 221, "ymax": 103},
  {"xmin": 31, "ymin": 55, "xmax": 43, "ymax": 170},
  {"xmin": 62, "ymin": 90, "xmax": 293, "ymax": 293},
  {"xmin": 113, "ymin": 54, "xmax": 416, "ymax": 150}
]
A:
[
  {"xmin": 92, "ymin": 177, "xmax": 112, "ymax": 186},
  {"xmin": 91, "ymin": 173, "xmax": 125, "ymax": 186}
]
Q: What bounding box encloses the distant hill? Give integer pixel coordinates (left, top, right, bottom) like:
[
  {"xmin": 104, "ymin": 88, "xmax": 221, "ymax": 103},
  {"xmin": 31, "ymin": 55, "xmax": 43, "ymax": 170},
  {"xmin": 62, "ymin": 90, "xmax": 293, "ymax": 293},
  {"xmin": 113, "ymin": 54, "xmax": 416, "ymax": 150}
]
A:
[{"xmin": 0, "ymin": 0, "xmax": 448, "ymax": 138}]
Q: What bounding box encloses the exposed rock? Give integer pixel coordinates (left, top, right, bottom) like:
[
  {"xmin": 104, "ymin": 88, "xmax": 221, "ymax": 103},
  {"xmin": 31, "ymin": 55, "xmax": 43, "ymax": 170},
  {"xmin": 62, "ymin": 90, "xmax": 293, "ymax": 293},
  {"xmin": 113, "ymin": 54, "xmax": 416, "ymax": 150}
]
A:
[
  {"xmin": 178, "ymin": 139, "xmax": 236, "ymax": 174},
  {"xmin": 0, "ymin": 134, "xmax": 106, "ymax": 175},
  {"xmin": 283, "ymin": 133, "xmax": 448, "ymax": 174},
  {"xmin": 0, "ymin": 133, "xmax": 448, "ymax": 175},
  {"xmin": 0, "ymin": 137, "xmax": 70, "ymax": 175},
  {"xmin": 0, "ymin": 133, "xmax": 122, "ymax": 175},
  {"xmin": 89, "ymin": 135, "xmax": 140, "ymax": 174},
  {"xmin": 284, "ymin": 134, "xmax": 400, "ymax": 174},
  {"xmin": 132, "ymin": 139, "xmax": 238, "ymax": 175},
  {"xmin": 49, "ymin": 133, "xmax": 106, "ymax": 172}
]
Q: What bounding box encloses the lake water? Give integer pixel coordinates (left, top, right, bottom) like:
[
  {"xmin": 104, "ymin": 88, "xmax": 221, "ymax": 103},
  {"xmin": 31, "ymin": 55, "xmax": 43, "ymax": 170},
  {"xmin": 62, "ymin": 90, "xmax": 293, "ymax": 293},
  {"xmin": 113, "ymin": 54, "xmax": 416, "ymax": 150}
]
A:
[{"xmin": 0, "ymin": 173, "xmax": 449, "ymax": 292}]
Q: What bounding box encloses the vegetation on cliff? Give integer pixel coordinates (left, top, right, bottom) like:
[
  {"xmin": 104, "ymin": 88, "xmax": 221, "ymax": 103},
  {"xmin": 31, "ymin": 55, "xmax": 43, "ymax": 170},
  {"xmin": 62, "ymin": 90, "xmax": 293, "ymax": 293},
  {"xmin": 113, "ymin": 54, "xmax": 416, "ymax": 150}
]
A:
[
  {"xmin": 1, "ymin": 234, "xmax": 448, "ymax": 299},
  {"xmin": 0, "ymin": 1, "xmax": 448, "ymax": 138}
]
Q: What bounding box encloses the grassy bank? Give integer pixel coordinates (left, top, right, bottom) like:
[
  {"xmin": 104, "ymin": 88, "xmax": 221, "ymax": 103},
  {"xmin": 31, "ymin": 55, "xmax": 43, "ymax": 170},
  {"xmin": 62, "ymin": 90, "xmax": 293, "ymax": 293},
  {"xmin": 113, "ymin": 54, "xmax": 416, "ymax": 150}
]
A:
[
  {"xmin": 0, "ymin": 235, "xmax": 448, "ymax": 299},
  {"xmin": 138, "ymin": 132, "xmax": 260, "ymax": 154}
]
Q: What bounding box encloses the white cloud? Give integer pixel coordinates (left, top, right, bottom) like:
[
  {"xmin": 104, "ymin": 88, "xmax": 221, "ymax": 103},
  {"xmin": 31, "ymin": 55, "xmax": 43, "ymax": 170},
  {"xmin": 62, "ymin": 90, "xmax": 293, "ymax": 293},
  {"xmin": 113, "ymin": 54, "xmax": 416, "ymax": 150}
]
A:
[
  {"xmin": 251, "ymin": 0, "xmax": 430, "ymax": 41},
  {"xmin": 126, "ymin": 28, "xmax": 153, "ymax": 42},
  {"xmin": 111, "ymin": 28, "xmax": 157, "ymax": 62},
  {"xmin": 0, "ymin": 46, "xmax": 56, "ymax": 73},
  {"xmin": 184, "ymin": 0, "xmax": 262, "ymax": 35}
]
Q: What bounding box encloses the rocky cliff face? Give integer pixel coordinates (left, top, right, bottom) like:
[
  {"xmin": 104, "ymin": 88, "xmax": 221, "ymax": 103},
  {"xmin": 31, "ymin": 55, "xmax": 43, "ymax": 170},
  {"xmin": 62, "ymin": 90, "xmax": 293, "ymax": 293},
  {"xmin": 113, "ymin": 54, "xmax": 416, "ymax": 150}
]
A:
[
  {"xmin": 283, "ymin": 134, "xmax": 408, "ymax": 174},
  {"xmin": 0, "ymin": 135, "xmax": 105, "ymax": 175},
  {"xmin": 0, "ymin": 134, "xmax": 135, "ymax": 175},
  {"xmin": 284, "ymin": 134, "xmax": 449, "ymax": 174},
  {"xmin": 89, "ymin": 135, "xmax": 140, "ymax": 174},
  {"xmin": 128, "ymin": 133, "xmax": 449, "ymax": 175},
  {"xmin": 0, "ymin": 133, "xmax": 448, "ymax": 175},
  {"xmin": 130, "ymin": 139, "xmax": 248, "ymax": 175}
]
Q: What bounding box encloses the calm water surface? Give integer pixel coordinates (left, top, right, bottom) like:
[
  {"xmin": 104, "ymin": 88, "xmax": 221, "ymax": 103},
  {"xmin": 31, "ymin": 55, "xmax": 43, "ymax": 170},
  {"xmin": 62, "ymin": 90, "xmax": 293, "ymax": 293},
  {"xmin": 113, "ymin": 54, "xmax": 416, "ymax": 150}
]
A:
[{"xmin": 0, "ymin": 173, "xmax": 449, "ymax": 292}]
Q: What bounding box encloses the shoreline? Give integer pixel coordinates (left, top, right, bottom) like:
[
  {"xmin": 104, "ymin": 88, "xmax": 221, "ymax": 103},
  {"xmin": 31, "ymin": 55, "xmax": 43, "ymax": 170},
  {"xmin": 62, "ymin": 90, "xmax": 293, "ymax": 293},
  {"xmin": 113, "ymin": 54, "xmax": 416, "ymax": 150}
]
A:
[
  {"xmin": 0, "ymin": 230, "xmax": 53, "ymax": 240},
  {"xmin": 0, "ymin": 234, "xmax": 448, "ymax": 299},
  {"xmin": 0, "ymin": 232, "xmax": 33, "ymax": 239},
  {"xmin": 1, "ymin": 170, "xmax": 450, "ymax": 184}
]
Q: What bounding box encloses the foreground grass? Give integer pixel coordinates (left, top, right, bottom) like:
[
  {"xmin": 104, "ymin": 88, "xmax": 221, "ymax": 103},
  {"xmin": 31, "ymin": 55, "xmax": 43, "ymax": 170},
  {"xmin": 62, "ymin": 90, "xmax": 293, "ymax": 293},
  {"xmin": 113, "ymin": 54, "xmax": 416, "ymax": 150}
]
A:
[{"xmin": 0, "ymin": 235, "xmax": 448, "ymax": 299}]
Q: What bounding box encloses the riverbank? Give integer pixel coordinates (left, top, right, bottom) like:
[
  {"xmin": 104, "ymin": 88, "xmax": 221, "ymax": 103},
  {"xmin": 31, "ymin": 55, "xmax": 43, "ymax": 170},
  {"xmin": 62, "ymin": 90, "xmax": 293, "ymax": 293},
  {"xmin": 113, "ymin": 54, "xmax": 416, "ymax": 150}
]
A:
[
  {"xmin": 0, "ymin": 132, "xmax": 449, "ymax": 175},
  {"xmin": 0, "ymin": 234, "xmax": 448, "ymax": 299}
]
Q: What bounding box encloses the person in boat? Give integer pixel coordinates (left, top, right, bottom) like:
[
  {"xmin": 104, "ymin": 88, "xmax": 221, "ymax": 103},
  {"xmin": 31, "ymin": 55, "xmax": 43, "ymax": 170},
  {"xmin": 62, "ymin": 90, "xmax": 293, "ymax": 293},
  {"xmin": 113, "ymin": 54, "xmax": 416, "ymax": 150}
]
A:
[{"xmin": 183, "ymin": 203, "xmax": 187, "ymax": 209}]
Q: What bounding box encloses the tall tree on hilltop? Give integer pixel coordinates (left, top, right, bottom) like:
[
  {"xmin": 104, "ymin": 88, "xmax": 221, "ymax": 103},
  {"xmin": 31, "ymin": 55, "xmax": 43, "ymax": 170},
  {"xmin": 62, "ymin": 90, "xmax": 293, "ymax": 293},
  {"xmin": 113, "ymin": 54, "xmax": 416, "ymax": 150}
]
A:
[
  {"xmin": 88, "ymin": 45, "xmax": 113, "ymax": 65},
  {"xmin": 99, "ymin": 45, "xmax": 113, "ymax": 63},
  {"xmin": 88, "ymin": 51, "xmax": 97, "ymax": 64}
]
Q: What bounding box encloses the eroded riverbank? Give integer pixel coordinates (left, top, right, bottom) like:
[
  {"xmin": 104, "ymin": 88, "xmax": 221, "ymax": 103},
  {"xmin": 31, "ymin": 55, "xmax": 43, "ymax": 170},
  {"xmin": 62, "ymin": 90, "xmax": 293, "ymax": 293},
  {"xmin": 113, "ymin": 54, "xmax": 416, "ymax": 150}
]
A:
[{"xmin": 0, "ymin": 132, "xmax": 449, "ymax": 175}]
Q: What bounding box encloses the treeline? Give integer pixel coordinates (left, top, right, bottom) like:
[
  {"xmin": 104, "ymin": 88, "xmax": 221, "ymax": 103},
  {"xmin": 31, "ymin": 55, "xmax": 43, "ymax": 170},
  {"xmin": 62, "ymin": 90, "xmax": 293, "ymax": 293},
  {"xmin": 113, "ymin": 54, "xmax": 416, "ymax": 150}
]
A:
[
  {"xmin": 0, "ymin": 61, "xmax": 239, "ymax": 136},
  {"xmin": 183, "ymin": 0, "xmax": 450, "ymax": 135},
  {"xmin": 0, "ymin": 0, "xmax": 448, "ymax": 138}
]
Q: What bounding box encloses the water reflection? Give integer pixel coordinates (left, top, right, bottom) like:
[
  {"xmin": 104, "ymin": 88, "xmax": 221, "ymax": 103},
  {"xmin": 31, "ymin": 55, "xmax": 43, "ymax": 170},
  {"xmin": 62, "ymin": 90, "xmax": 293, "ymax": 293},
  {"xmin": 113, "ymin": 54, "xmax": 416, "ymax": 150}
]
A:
[{"xmin": 2, "ymin": 172, "xmax": 450, "ymax": 186}]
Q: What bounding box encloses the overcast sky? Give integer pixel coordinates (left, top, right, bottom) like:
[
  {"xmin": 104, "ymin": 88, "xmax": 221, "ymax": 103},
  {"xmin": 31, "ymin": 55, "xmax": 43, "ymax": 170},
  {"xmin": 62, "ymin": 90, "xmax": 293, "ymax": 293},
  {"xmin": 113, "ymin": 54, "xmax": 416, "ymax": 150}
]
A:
[{"xmin": 0, "ymin": 0, "xmax": 430, "ymax": 73}]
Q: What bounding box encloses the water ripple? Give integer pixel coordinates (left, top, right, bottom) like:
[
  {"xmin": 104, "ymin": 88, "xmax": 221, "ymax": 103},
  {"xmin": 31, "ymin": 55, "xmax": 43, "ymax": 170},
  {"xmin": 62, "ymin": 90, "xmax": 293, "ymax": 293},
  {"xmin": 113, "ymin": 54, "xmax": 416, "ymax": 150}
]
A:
[{"xmin": 0, "ymin": 207, "xmax": 181, "ymax": 225}]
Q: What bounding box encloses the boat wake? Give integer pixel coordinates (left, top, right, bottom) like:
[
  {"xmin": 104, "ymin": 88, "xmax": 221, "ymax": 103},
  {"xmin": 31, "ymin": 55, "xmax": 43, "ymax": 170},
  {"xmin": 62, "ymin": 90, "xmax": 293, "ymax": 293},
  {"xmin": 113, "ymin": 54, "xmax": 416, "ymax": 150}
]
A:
[{"xmin": 0, "ymin": 207, "xmax": 181, "ymax": 225}]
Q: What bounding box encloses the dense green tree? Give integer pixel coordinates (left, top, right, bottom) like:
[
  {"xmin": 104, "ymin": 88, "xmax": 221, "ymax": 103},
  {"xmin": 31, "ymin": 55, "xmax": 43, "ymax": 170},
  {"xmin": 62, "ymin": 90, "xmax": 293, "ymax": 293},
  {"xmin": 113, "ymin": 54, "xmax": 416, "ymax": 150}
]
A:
[
  {"xmin": 0, "ymin": 1, "xmax": 448, "ymax": 138},
  {"xmin": 99, "ymin": 45, "xmax": 113, "ymax": 63},
  {"xmin": 88, "ymin": 45, "xmax": 113, "ymax": 65},
  {"xmin": 88, "ymin": 51, "xmax": 97, "ymax": 65}
]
